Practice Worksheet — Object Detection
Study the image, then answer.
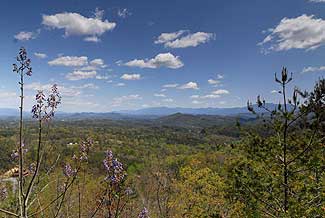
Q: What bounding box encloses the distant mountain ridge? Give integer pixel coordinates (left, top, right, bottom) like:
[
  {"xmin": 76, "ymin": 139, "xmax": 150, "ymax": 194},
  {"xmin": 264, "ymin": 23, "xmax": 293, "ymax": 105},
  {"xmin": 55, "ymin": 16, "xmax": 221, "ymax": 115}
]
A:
[
  {"xmin": 0, "ymin": 104, "xmax": 280, "ymax": 119},
  {"xmin": 117, "ymin": 104, "xmax": 279, "ymax": 116}
]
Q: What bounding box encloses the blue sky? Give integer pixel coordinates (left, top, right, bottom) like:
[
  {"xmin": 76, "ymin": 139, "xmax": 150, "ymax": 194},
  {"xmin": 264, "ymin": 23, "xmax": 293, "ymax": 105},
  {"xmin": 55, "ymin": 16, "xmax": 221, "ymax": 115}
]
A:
[{"xmin": 0, "ymin": 0, "xmax": 325, "ymax": 112}]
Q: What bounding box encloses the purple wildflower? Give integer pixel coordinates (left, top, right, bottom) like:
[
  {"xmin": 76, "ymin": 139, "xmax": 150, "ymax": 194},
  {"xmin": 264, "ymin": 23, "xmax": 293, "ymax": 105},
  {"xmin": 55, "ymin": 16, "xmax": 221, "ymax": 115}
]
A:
[
  {"xmin": 78, "ymin": 138, "xmax": 92, "ymax": 161},
  {"xmin": 63, "ymin": 164, "xmax": 76, "ymax": 178},
  {"xmin": 32, "ymin": 85, "xmax": 61, "ymax": 121},
  {"xmin": 103, "ymin": 150, "xmax": 126, "ymax": 185},
  {"xmin": 138, "ymin": 207, "xmax": 150, "ymax": 218}
]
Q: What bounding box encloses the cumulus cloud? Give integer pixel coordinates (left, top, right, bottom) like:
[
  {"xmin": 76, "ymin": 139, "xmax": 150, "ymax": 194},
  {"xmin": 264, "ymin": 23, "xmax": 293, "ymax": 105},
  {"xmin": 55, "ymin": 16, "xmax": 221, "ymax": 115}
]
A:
[
  {"xmin": 124, "ymin": 53, "xmax": 184, "ymax": 69},
  {"xmin": 49, "ymin": 56, "xmax": 88, "ymax": 67},
  {"xmin": 154, "ymin": 30, "xmax": 187, "ymax": 44},
  {"xmin": 163, "ymin": 83, "xmax": 179, "ymax": 88},
  {"xmin": 155, "ymin": 31, "xmax": 215, "ymax": 48},
  {"xmin": 95, "ymin": 75, "xmax": 110, "ymax": 80},
  {"xmin": 212, "ymin": 89, "xmax": 229, "ymax": 95},
  {"xmin": 120, "ymin": 73, "xmax": 141, "ymax": 80},
  {"xmin": 208, "ymin": 79, "xmax": 221, "ymax": 85},
  {"xmin": 78, "ymin": 58, "xmax": 107, "ymax": 71},
  {"xmin": 42, "ymin": 12, "xmax": 116, "ymax": 41},
  {"xmin": 208, "ymin": 74, "xmax": 224, "ymax": 86},
  {"xmin": 90, "ymin": 58, "xmax": 104, "ymax": 66},
  {"xmin": 66, "ymin": 70, "xmax": 97, "ymax": 81},
  {"xmin": 259, "ymin": 14, "xmax": 325, "ymax": 51},
  {"xmin": 178, "ymin": 82, "xmax": 199, "ymax": 90},
  {"xmin": 302, "ymin": 66, "xmax": 325, "ymax": 73},
  {"xmin": 14, "ymin": 30, "xmax": 39, "ymax": 41},
  {"xmin": 34, "ymin": 52, "xmax": 47, "ymax": 59}
]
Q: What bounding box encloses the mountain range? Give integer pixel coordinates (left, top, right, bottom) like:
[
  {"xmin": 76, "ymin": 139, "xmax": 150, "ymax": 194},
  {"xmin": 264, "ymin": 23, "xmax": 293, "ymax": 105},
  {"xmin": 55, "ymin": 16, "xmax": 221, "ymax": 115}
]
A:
[{"xmin": 0, "ymin": 104, "xmax": 278, "ymax": 119}]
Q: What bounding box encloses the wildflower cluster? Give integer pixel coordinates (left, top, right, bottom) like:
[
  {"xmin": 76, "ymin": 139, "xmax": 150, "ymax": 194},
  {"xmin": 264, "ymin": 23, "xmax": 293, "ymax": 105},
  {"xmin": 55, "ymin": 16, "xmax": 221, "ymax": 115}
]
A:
[
  {"xmin": 32, "ymin": 84, "xmax": 62, "ymax": 121},
  {"xmin": 63, "ymin": 163, "xmax": 76, "ymax": 178},
  {"xmin": 12, "ymin": 47, "xmax": 32, "ymax": 76},
  {"xmin": 103, "ymin": 150, "xmax": 126, "ymax": 186},
  {"xmin": 79, "ymin": 138, "xmax": 93, "ymax": 161},
  {"xmin": 138, "ymin": 207, "xmax": 150, "ymax": 218}
]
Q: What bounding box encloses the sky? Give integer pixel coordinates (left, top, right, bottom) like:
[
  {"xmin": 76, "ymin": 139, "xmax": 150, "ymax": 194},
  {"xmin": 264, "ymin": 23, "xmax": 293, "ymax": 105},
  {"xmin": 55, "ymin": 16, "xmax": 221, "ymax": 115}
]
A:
[{"xmin": 0, "ymin": 0, "xmax": 325, "ymax": 112}]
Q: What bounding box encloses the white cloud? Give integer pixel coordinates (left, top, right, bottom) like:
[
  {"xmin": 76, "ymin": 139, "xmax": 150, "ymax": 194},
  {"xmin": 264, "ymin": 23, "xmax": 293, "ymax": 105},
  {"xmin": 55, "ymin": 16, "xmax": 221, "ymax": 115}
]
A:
[
  {"xmin": 72, "ymin": 83, "xmax": 99, "ymax": 90},
  {"xmin": 208, "ymin": 74, "xmax": 224, "ymax": 86},
  {"xmin": 162, "ymin": 98, "xmax": 174, "ymax": 103},
  {"xmin": 95, "ymin": 75, "xmax": 110, "ymax": 80},
  {"xmin": 120, "ymin": 73, "xmax": 141, "ymax": 80},
  {"xmin": 34, "ymin": 52, "xmax": 47, "ymax": 59},
  {"xmin": 212, "ymin": 89, "xmax": 229, "ymax": 95},
  {"xmin": 201, "ymin": 94, "xmax": 220, "ymax": 99},
  {"xmin": 178, "ymin": 82, "xmax": 199, "ymax": 90},
  {"xmin": 259, "ymin": 14, "xmax": 325, "ymax": 51},
  {"xmin": 49, "ymin": 56, "xmax": 88, "ymax": 67},
  {"xmin": 90, "ymin": 58, "xmax": 105, "ymax": 66},
  {"xmin": 271, "ymin": 90, "xmax": 279, "ymax": 94},
  {"xmin": 309, "ymin": 0, "xmax": 325, "ymax": 2},
  {"xmin": 154, "ymin": 93, "xmax": 166, "ymax": 98},
  {"xmin": 84, "ymin": 36, "xmax": 100, "ymax": 42},
  {"xmin": 190, "ymin": 95, "xmax": 200, "ymax": 99},
  {"xmin": 163, "ymin": 83, "xmax": 178, "ymax": 88},
  {"xmin": 14, "ymin": 30, "xmax": 39, "ymax": 41},
  {"xmin": 79, "ymin": 58, "xmax": 106, "ymax": 71},
  {"xmin": 79, "ymin": 65, "xmax": 97, "ymax": 71},
  {"xmin": 118, "ymin": 8, "xmax": 132, "ymax": 18},
  {"xmin": 124, "ymin": 53, "xmax": 184, "ymax": 69},
  {"xmin": 208, "ymin": 79, "xmax": 221, "ymax": 85},
  {"xmin": 155, "ymin": 31, "xmax": 215, "ymax": 48},
  {"xmin": 192, "ymin": 100, "xmax": 202, "ymax": 104},
  {"xmin": 66, "ymin": 70, "xmax": 97, "ymax": 81},
  {"xmin": 116, "ymin": 83, "xmax": 125, "ymax": 87},
  {"xmin": 154, "ymin": 30, "xmax": 187, "ymax": 44},
  {"xmin": 42, "ymin": 12, "xmax": 116, "ymax": 41},
  {"xmin": 302, "ymin": 66, "xmax": 325, "ymax": 73},
  {"xmin": 190, "ymin": 94, "xmax": 220, "ymax": 99},
  {"xmin": 165, "ymin": 32, "xmax": 215, "ymax": 48}
]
